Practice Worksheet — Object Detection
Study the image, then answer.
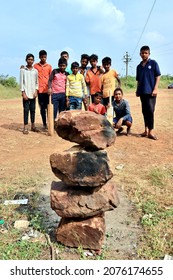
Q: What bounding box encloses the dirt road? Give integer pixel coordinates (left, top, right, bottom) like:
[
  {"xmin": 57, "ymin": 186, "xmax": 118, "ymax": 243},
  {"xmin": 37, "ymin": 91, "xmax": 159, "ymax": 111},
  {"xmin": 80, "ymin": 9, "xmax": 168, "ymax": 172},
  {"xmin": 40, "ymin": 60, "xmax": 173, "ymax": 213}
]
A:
[{"xmin": 0, "ymin": 89, "xmax": 173, "ymax": 259}]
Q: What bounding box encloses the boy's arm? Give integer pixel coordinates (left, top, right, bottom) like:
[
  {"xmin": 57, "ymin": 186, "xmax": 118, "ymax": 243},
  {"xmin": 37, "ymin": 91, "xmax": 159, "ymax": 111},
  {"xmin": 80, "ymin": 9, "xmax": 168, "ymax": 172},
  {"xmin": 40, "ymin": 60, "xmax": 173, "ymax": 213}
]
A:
[
  {"xmin": 48, "ymin": 70, "xmax": 54, "ymax": 94},
  {"xmin": 82, "ymin": 75, "xmax": 87, "ymax": 97},
  {"xmin": 34, "ymin": 70, "xmax": 39, "ymax": 98},
  {"xmin": 116, "ymin": 75, "xmax": 121, "ymax": 87},
  {"xmin": 20, "ymin": 69, "xmax": 28, "ymax": 100},
  {"xmin": 122, "ymin": 100, "xmax": 131, "ymax": 121},
  {"xmin": 65, "ymin": 77, "xmax": 70, "ymax": 107},
  {"xmin": 152, "ymin": 75, "xmax": 161, "ymax": 96},
  {"xmin": 85, "ymin": 70, "xmax": 90, "ymax": 85}
]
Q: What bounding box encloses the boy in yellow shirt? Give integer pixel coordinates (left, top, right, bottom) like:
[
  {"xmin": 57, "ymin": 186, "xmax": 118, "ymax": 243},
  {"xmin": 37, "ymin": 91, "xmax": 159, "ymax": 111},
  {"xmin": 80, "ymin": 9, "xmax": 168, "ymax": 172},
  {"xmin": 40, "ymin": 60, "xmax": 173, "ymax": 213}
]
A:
[{"xmin": 66, "ymin": 62, "xmax": 87, "ymax": 110}]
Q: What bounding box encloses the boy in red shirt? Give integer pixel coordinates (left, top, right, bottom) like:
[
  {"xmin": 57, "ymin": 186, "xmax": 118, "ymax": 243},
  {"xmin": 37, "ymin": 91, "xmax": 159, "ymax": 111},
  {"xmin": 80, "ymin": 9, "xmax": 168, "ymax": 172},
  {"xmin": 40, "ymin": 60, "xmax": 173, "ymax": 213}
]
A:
[{"xmin": 88, "ymin": 92, "xmax": 106, "ymax": 115}]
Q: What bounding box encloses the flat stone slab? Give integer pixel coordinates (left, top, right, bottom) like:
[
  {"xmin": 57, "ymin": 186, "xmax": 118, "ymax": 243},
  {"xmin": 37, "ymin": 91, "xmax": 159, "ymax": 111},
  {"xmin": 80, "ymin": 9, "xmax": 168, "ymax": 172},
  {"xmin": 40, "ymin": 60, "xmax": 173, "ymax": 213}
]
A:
[{"xmin": 51, "ymin": 180, "xmax": 120, "ymax": 217}]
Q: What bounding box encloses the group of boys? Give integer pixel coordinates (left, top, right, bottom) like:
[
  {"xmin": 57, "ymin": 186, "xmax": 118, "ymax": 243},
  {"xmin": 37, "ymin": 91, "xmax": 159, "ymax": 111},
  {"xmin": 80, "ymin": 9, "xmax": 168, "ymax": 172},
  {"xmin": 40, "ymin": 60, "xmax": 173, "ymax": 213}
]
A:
[{"xmin": 20, "ymin": 46, "xmax": 161, "ymax": 140}]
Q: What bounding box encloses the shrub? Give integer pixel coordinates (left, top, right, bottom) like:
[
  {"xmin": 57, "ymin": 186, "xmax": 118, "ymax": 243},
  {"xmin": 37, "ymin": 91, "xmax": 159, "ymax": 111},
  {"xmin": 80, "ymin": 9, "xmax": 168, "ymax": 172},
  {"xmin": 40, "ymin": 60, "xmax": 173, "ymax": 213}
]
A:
[{"xmin": 0, "ymin": 75, "xmax": 18, "ymax": 88}]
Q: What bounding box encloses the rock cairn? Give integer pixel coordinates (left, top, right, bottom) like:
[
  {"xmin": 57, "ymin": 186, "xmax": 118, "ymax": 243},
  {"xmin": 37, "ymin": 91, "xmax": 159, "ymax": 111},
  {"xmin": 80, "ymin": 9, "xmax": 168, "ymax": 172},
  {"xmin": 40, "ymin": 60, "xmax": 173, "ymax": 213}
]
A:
[{"xmin": 50, "ymin": 110, "xmax": 119, "ymax": 251}]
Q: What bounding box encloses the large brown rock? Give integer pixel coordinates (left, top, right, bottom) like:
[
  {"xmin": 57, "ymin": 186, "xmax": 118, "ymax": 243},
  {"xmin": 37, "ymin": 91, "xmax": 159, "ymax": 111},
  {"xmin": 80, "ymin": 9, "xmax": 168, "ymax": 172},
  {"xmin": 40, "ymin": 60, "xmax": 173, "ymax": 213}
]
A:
[
  {"xmin": 50, "ymin": 146, "xmax": 113, "ymax": 187},
  {"xmin": 55, "ymin": 110, "xmax": 116, "ymax": 150},
  {"xmin": 51, "ymin": 180, "xmax": 119, "ymax": 217},
  {"xmin": 56, "ymin": 214, "xmax": 105, "ymax": 250}
]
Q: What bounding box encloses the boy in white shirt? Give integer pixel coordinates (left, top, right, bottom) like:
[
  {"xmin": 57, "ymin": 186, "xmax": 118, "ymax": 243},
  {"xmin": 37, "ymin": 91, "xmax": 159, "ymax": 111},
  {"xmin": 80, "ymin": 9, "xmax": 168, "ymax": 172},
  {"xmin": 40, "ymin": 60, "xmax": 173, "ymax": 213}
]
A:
[{"xmin": 20, "ymin": 53, "xmax": 39, "ymax": 134}]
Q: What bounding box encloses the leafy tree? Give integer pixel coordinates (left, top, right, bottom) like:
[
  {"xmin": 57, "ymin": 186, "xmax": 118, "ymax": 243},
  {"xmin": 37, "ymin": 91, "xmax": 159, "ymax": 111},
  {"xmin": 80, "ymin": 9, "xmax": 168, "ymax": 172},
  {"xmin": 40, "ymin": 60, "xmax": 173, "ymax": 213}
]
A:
[{"xmin": 0, "ymin": 74, "xmax": 18, "ymax": 88}]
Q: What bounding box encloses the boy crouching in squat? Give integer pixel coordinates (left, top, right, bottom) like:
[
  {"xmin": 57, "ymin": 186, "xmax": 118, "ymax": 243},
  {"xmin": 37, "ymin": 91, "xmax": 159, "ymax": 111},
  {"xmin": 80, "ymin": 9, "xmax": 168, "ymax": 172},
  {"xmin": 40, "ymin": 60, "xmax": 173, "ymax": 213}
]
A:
[{"xmin": 112, "ymin": 87, "xmax": 132, "ymax": 136}]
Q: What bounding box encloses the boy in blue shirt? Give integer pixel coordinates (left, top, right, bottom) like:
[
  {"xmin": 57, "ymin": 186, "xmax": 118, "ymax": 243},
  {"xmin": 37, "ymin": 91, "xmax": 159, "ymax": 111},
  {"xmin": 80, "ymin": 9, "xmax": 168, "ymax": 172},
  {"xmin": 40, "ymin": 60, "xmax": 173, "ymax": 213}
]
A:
[
  {"xmin": 136, "ymin": 45, "xmax": 161, "ymax": 140},
  {"xmin": 112, "ymin": 87, "xmax": 132, "ymax": 136}
]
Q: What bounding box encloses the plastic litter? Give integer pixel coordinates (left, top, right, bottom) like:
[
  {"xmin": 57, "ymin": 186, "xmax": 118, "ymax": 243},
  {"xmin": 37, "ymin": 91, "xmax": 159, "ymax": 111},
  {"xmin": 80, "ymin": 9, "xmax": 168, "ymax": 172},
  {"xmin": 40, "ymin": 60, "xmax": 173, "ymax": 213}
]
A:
[{"xmin": 3, "ymin": 199, "xmax": 28, "ymax": 205}]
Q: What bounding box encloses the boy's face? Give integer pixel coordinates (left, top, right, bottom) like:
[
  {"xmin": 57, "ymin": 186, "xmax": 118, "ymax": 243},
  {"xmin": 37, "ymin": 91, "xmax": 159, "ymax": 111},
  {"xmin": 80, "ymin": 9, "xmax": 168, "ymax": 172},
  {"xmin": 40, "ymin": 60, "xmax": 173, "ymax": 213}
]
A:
[
  {"xmin": 59, "ymin": 63, "xmax": 67, "ymax": 73},
  {"xmin": 81, "ymin": 58, "xmax": 88, "ymax": 69},
  {"xmin": 114, "ymin": 90, "xmax": 123, "ymax": 102},
  {"xmin": 39, "ymin": 55, "xmax": 47, "ymax": 64},
  {"xmin": 72, "ymin": 66, "xmax": 79, "ymax": 75},
  {"xmin": 140, "ymin": 50, "xmax": 150, "ymax": 61},
  {"xmin": 26, "ymin": 56, "xmax": 34, "ymax": 67},
  {"xmin": 94, "ymin": 95, "xmax": 101, "ymax": 104},
  {"xmin": 103, "ymin": 63, "xmax": 110, "ymax": 72},
  {"xmin": 90, "ymin": 59, "xmax": 97, "ymax": 68},
  {"xmin": 61, "ymin": 53, "xmax": 69, "ymax": 61}
]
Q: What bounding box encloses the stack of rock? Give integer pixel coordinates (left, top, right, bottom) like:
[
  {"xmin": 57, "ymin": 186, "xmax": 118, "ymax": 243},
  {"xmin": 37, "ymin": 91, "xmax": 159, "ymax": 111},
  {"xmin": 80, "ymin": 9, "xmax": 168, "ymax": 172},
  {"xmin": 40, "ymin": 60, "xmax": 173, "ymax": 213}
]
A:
[{"xmin": 50, "ymin": 110, "xmax": 120, "ymax": 251}]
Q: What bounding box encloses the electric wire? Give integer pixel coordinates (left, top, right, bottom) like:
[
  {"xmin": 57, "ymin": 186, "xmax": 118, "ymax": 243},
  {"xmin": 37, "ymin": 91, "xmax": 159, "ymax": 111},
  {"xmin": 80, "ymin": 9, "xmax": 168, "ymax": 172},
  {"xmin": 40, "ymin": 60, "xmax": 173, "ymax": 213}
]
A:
[{"xmin": 131, "ymin": 0, "xmax": 157, "ymax": 58}]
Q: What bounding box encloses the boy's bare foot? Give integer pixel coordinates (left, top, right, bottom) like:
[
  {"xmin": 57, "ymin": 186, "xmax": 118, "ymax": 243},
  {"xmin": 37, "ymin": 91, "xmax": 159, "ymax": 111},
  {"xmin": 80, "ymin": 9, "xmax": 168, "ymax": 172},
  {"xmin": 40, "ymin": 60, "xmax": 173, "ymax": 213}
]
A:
[
  {"xmin": 31, "ymin": 126, "xmax": 39, "ymax": 132},
  {"xmin": 126, "ymin": 127, "xmax": 131, "ymax": 136},
  {"xmin": 148, "ymin": 134, "xmax": 158, "ymax": 140},
  {"xmin": 139, "ymin": 132, "xmax": 148, "ymax": 137},
  {"xmin": 117, "ymin": 127, "xmax": 124, "ymax": 133}
]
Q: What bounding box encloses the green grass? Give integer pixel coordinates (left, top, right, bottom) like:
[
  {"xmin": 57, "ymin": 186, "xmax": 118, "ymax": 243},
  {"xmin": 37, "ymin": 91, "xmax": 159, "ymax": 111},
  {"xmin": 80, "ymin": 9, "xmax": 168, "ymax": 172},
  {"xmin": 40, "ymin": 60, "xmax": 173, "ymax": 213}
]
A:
[
  {"xmin": 0, "ymin": 240, "xmax": 48, "ymax": 260},
  {"xmin": 0, "ymin": 84, "xmax": 20, "ymax": 99}
]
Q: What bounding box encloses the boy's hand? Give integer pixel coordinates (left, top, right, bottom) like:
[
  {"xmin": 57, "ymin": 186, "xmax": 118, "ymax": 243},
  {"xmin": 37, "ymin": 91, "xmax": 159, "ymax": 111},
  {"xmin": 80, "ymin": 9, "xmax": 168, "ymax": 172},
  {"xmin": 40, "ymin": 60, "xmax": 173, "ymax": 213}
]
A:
[
  {"xmin": 33, "ymin": 90, "xmax": 38, "ymax": 98},
  {"xmin": 116, "ymin": 118, "xmax": 123, "ymax": 128},
  {"xmin": 93, "ymin": 107, "xmax": 99, "ymax": 114},
  {"xmin": 66, "ymin": 98, "xmax": 70, "ymax": 108},
  {"xmin": 152, "ymin": 89, "xmax": 157, "ymax": 96},
  {"xmin": 22, "ymin": 91, "xmax": 28, "ymax": 100},
  {"xmin": 99, "ymin": 66, "xmax": 104, "ymax": 74},
  {"xmin": 80, "ymin": 69, "xmax": 85, "ymax": 75},
  {"xmin": 48, "ymin": 88, "xmax": 52, "ymax": 95}
]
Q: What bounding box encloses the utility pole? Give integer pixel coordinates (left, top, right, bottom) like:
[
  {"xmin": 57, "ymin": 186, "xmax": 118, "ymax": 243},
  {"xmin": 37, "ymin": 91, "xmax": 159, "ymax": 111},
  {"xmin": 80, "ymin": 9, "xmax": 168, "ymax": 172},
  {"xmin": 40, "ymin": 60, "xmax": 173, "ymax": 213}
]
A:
[{"xmin": 123, "ymin": 52, "xmax": 132, "ymax": 78}]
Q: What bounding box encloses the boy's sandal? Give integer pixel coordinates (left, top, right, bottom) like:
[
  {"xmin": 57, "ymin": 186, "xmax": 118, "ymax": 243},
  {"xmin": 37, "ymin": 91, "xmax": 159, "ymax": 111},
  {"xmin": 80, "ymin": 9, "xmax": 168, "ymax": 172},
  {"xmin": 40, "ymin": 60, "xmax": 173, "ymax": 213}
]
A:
[
  {"xmin": 23, "ymin": 128, "xmax": 29, "ymax": 135},
  {"xmin": 148, "ymin": 134, "xmax": 158, "ymax": 140},
  {"xmin": 31, "ymin": 127, "xmax": 39, "ymax": 132}
]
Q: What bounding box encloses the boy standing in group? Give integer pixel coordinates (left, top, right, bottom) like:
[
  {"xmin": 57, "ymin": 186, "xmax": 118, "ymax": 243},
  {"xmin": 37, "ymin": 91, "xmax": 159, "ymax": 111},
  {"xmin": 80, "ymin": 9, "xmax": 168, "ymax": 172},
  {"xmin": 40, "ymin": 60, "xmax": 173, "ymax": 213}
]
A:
[
  {"xmin": 136, "ymin": 45, "xmax": 161, "ymax": 140},
  {"xmin": 85, "ymin": 54, "xmax": 104, "ymax": 103},
  {"xmin": 79, "ymin": 54, "xmax": 90, "ymax": 110},
  {"xmin": 20, "ymin": 54, "xmax": 38, "ymax": 134},
  {"xmin": 48, "ymin": 58, "xmax": 69, "ymax": 120},
  {"xmin": 101, "ymin": 56, "xmax": 121, "ymax": 107},
  {"xmin": 34, "ymin": 50, "xmax": 52, "ymax": 130},
  {"xmin": 66, "ymin": 62, "xmax": 87, "ymax": 110},
  {"xmin": 79, "ymin": 54, "xmax": 90, "ymax": 76},
  {"xmin": 60, "ymin": 51, "xmax": 72, "ymax": 74}
]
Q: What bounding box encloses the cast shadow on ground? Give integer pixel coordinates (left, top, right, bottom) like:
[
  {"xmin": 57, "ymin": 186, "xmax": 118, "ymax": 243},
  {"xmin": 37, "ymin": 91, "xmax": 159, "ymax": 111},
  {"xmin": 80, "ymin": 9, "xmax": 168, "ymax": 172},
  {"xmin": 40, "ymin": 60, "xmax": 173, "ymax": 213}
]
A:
[{"xmin": 0, "ymin": 123, "xmax": 49, "ymax": 135}]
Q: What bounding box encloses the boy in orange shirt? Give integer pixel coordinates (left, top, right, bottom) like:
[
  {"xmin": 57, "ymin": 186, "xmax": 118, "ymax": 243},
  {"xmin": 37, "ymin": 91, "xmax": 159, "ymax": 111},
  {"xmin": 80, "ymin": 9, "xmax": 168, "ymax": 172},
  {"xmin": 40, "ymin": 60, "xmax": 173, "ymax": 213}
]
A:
[
  {"xmin": 101, "ymin": 56, "xmax": 121, "ymax": 108},
  {"xmin": 34, "ymin": 50, "xmax": 52, "ymax": 129},
  {"xmin": 85, "ymin": 54, "xmax": 104, "ymax": 103}
]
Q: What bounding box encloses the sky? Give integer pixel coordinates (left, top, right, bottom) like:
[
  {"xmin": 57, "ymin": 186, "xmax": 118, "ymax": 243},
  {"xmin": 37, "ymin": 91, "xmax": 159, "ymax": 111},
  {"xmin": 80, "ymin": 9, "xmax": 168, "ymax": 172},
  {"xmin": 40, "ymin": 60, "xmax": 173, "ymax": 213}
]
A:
[{"xmin": 0, "ymin": 0, "xmax": 173, "ymax": 81}]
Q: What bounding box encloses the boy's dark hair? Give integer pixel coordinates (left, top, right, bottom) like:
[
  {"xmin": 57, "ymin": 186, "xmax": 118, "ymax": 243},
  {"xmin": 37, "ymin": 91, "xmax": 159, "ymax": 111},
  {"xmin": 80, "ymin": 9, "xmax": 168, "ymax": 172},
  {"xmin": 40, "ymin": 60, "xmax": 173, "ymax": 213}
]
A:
[
  {"xmin": 26, "ymin": 53, "xmax": 34, "ymax": 60},
  {"xmin": 140, "ymin": 45, "xmax": 150, "ymax": 52},
  {"xmin": 94, "ymin": 92, "xmax": 103, "ymax": 98},
  {"xmin": 102, "ymin": 56, "xmax": 111, "ymax": 65},
  {"xmin": 39, "ymin": 50, "xmax": 47, "ymax": 57},
  {"xmin": 89, "ymin": 54, "xmax": 98, "ymax": 61},
  {"xmin": 58, "ymin": 57, "xmax": 67, "ymax": 66},
  {"xmin": 114, "ymin": 87, "xmax": 123, "ymax": 95},
  {"xmin": 81, "ymin": 54, "xmax": 89, "ymax": 61},
  {"xmin": 71, "ymin": 62, "xmax": 79, "ymax": 69},
  {"xmin": 60, "ymin": 51, "xmax": 69, "ymax": 57}
]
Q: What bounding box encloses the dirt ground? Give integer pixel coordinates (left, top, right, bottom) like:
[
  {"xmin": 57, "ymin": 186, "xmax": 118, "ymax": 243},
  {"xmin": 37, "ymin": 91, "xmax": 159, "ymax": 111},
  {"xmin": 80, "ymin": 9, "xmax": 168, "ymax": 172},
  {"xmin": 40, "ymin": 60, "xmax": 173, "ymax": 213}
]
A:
[{"xmin": 0, "ymin": 89, "xmax": 173, "ymax": 259}]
